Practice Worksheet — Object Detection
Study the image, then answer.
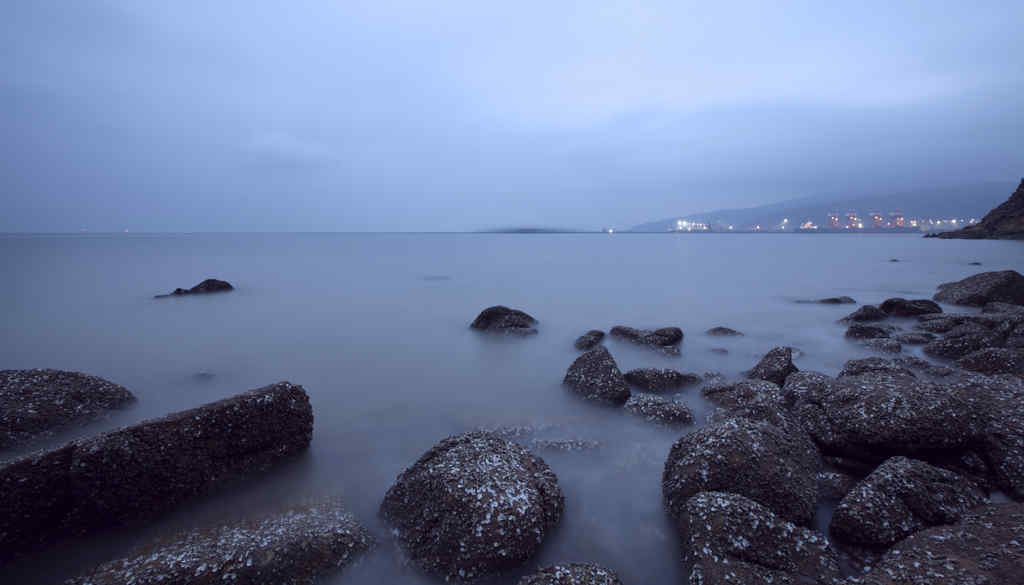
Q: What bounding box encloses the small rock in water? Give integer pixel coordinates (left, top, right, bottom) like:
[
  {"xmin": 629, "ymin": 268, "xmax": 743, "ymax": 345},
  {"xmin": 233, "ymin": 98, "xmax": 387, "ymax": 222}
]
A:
[
  {"xmin": 516, "ymin": 563, "xmax": 623, "ymax": 585},
  {"xmin": 154, "ymin": 278, "xmax": 234, "ymax": 298},
  {"xmin": 573, "ymin": 329, "xmax": 605, "ymax": 350},
  {"xmin": 879, "ymin": 297, "xmax": 942, "ymax": 317},
  {"xmin": 709, "ymin": 347, "xmax": 729, "ymax": 354},
  {"xmin": 845, "ymin": 324, "xmax": 891, "ymax": 340},
  {"xmin": 745, "ymin": 346, "xmax": 799, "ymax": 386},
  {"xmin": 801, "ymin": 296, "xmax": 857, "ymax": 304},
  {"xmin": 624, "ymin": 394, "xmax": 693, "ymax": 427},
  {"xmin": 705, "ymin": 326, "xmax": 743, "ymax": 336},
  {"xmin": 470, "ymin": 305, "xmax": 538, "ymax": 335},
  {"xmin": 623, "ymin": 368, "xmax": 700, "ymax": 392},
  {"xmin": 562, "ymin": 346, "xmax": 631, "ymax": 406},
  {"xmin": 890, "ymin": 258, "xmax": 900, "ymax": 262},
  {"xmin": 609, "ymin": 325, "xmax": 683, "ymax": 355},
  {"xmin": 840, "ymin": 305, "xmax": 889, "ymax": 323},
  {"xmin": 969, "ymin": 261, "xmax": 983, "ymax": 266}
]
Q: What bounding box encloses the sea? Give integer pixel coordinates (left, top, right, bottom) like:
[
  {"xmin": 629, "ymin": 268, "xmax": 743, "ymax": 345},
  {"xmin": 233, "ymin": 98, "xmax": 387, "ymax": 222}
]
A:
[{"xmin": 2, "ymin": 232, "xmax": 1022, "ymax": 584}]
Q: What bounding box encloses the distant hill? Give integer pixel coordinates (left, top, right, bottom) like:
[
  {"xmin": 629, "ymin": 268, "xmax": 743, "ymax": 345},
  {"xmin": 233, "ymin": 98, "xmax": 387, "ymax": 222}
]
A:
[
  {"xmin": 630, "ymin": 182, "xmax": 1016, "ymax": 232},
  {"xmin": 935, "ymin": 179, "xmax": 1024, "ymax": 240}
]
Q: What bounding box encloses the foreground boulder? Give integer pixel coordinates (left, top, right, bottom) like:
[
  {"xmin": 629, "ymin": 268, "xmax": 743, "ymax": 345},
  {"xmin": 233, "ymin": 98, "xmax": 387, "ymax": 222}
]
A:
[
  {"xmin": 857, "ymin": 503, "xmax": 1024, "ymax": 585},
  {"xmin": 574, "ymin": 329, "xmax": 605, "ymax": 350},
  {"xmin": 623, "ymin": 394, "xmax": 693, "ymax": 427},
  {"xmin": 517, "ymin": 564, "xmax": 623, "ymax": 585},
  {"xmin": 0, "ymin": 382, "xmax": 312, "ymax": 562},
  {"xmin": 470, "ymin": 306, "xmax": 538, "ymax": 335},
  {"xmin": 622, "ymin": 368, "xmax": 699, "ymax": 392},
  {"xmin": 745, "ymin": 347, "xmax": 799, "ymax": 386},
  {"xmin": 562, "ymin": 347, "xmax": 631, "ymax": 405},
  {"xmin": 933, "ymin": 270, "xmax": 1024, "ymax": 306},
  {"xmin": 609, "ymin": 326, "xmax": 682, "ymax": 355},
  {"xmin": 67, "ymin": 500, "xmax": 373, "ymax": 585},
  {"xmin": 662, "ymin": 418, "xmax": 819, "ymax": 525},
  {"xmin": 154, "ymin": 278, "xmax": 234, "ymax": 298},
  {"xmin": 380, "ymin": 432, "xmax": 563, "ymax": 583},
  {"xmin": 0, "ymin": 369, "xmax": 135, "ymax": 450},
  {"xmin": 829, "ymin": 456, "xmax": 987, "ymax": 549},
  {"xmin": 956, "ymin": 347, "xmax": 1024, "ymax": 376},
  {"xmin": 685, "ymin": 492, "xmax": 841, "ymax": 585},
  {"xmin": 879, "ymin": 297, "xmax": 942, "ymax": 316}
]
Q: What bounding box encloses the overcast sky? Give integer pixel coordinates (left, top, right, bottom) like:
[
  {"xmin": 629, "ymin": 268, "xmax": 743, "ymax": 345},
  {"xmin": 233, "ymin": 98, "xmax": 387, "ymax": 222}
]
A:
[{"xmin": 2, "ymin": 1, "xmax": 1022, "ymax": 231}]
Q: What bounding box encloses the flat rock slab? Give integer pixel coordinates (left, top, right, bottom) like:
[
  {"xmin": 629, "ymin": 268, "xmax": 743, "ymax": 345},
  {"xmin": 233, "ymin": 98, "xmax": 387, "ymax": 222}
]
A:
[
  {"xmin": 956, "ymin": 347, "xmax": 1024, "ymax": 376},
  {"xmin": 516, "ymin": 563, "xmax": 623, "ymax": 585},
  {"xmin": 0, "ymin": 382, "xmax": 312, "ymax": 563},
  {"xmin": 67, "ymin": 500, "xmax": 373, "ymax": 585},
  {"xmin": 0, "ymin": 369, "xmax": 135, "ymax": 450}
]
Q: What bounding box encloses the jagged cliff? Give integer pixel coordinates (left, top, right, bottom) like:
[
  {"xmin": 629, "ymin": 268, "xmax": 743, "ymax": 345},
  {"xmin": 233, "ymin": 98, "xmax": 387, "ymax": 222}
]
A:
[{"xmin": 935, "ymin": 178, "xmax": 1024, "ymax": 240}]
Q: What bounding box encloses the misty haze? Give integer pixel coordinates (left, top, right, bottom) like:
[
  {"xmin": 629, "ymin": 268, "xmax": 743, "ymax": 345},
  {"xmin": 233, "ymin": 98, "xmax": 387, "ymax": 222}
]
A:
[{"xmin": 2, "ymin": 2, "xmax": 1024, "ymax": 585}]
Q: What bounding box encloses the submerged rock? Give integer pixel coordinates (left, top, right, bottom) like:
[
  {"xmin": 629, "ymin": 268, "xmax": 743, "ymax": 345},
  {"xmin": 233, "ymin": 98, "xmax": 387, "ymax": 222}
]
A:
[
  {"xmin": 516, "ymin": 563, "xmax": 623, "ymax": 585},
  {"xmin": 67, "ymin": 500, "xmax": 373, "ymax": 585},
  {"xmin": 829, "ymin": 456, "xmax": 987, "ymax": 549},
  {"xmin": 0, "ymin": 382, "xmax": 312, "ymax": 563},
  {"xmin": 470, "ymin": 306, "xmax": 538, "ymax": 335},
  {"xmin": 841, "ymin": 305, "xmax": 889, "ymax": 323},
  {"xmin": 623, "ymin": 394, "xmax": 693, "ymax": 427},
  {"xmin": 844, "ymin": 324, "xmax": 891, "ymax": 340},
  {"xmin": 154, "ymin": 278, "xmax": 234, "ymax": 298},
  {"xmin": 609, "ymin": 326, "xmax": 683, "ymax": 355},
  {"xmin": 562, "ymin": 347, "xmax": 631, "ymax": 406},
  {"xmin": 685, "ymin": 492, "xmax": 842, "ymax": 585},
  {"xmin": 956, "ymin": 347, "xmax": 1024, "ymax": 376},
  {"xmin": 797, "ymin": 296, "xmax": 857, "ymax": 304},
  {"xmin": 745, "ymin": 346, "xmax": 799, "ymax": 386},
  {"xmin": 573, "ymin": 329, "xmax": 605, "ymax": 350},
  {"xmin": 705, "ymin": 326, "xmax": 743, "ymax": 336},
  {"xmin": 379, "ymin": 431, "xmax": 563, "ymax": 583},
  {"xmin": 0, "ymin": 369, "xmax": 135, "ymax": 450},
  {"xmin": 933, "ymin": 270, "xmax": 1024, "ymax": 306},
  {"xmin": 879, "ymin": 297, "xmax": 942, "ymax": 316},
  {"xmin": 622, "ymin": 368, "xmax": 700, "ymax": 392}
]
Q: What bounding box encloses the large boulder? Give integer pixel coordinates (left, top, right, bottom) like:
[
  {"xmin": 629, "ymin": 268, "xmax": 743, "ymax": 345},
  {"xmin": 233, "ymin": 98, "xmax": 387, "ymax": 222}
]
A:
[
  {"xmin": 470, "ymin": 306, "xmax": 538, "ymax": 335},
  {"xmin": 840, "ymin": 305, "xmax": 888, "ymax": 323},
  {"xmin": 609, "ymin": 326, "xmax": 683, "ymax": 355},
  {"xmin": 662, "ymin": 418, "xmax": 819, "ymax": 525},
  {"xmin": 745, "ymin": 347, "xmax": 799, "ymax": 385},
  {"xmin": 380, "ymin": 432, "xmax": 563, "ymax": 583},
  {"xmin": 857, "ymin": 503, "xmax": 1024, "ymax": 585},
  {"xmin": 67, "ymin": 500, "xmax": 373, "ymax": 585},
  {"xmin": 516, "ymin": 564, "xmax": 623, "ymax": 585},
  {"xmin": 0, "ymin": 369, "xmax": 135, "ymax": 450},
  {"xmin": 155, "ymin": 278, "xmax": 234, "ymax": 298},
  {"xmin": 622, "ymin": 368, "xmax": 700, "ymax": 392},
  {"xmin": 623, "ymin": 394, "xmax": 693, "ymax": 427},
  {"xmin": 879, "ymin": 298, "xmax": 942, "ymax": 316},
  {"xmin": 574, "ymin": 329, "xmax": 605, "ymax": 350},
  {"xmin": 829, "ymin": 456, "xmax": 987, "ymax": 549},
  {"xmin": 0, "ymin": 382, "xmax": 313, "ymax": 563},
  {"xmin": 685, "ymin": 492, "xmax": 842, "ymax": 585},
  {"xmin": 933, "ymin": 270, "xmax": 1024, "ymax": 306},
  {"xmin": 562, "ymin": 347, "xmax": 631, "ymax": 405},
  {"xmin": 956, "ymin": 347, "xmax": 1024, "ymax": 376}
]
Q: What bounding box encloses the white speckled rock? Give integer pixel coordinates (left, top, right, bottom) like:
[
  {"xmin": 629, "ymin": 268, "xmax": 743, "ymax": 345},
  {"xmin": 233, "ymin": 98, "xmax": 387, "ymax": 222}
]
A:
[
  {"xmin": 624, "ymin": 394, "xmax": 693, "ymax": 427},
  {"xmin": 516, "ymin": 563, "xmax": 623, "ymax": 585},
  {"xmin": 563, "ymin": 346, "xmax": 631, "ymax": 406},
  {"xmin": 745, "ymin": 347, "xmax": 799, "ymax": 386}
]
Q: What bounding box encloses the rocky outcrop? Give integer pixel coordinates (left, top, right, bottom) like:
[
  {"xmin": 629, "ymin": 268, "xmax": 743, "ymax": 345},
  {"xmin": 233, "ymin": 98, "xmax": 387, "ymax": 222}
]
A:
[
  {"xmin": 622, "ymin": 368, "xmax": 699, "ymax": 391},
  {"xmin": 0, "ymin": 382, "xmax": 312, "ymax": 563},
  {"xmin": 685, "ymin": 492, "xmax": 842, "ymax": 585},
  {"xmin": 879, "ymin": 297, "xmax": 942, "ymax": 316},
  {"xmin": 517, "ymin": 564, "xmax": 623, "ymax": 585},
  {"xmin": 562, "ymin": 347, "xmax": 631, "ymax": 405},
  {"xmin": 844, "ymin": 324, "xmax": 890, "ymax": 340},
  {"xmin": 379, "ymin": 432, "xmax": 563, "ymax": 583},
  {"xmin": 623, "ymin": 394, "xmax": 693, "ymax": 427},
  {"xmin": 0, "ymin": 369, "xmax": 135, "ymax": 450},
  {"xmin": 67, "ymin": 500, "xmax": 373, "ymax": 585},
  {"xmin": 829, "ymin": 456, "xmax": 987, "ymax": 549},
  {"xmin": 745, "ymin": 347, "xmax": 799, "ymax": 385},
  {"xmin": 154, "ymin": 278, "xmax": 234, "ymax": 298},
  {"xmin": 705, "ymin": 326, "xmax": 743, "ymax": 336},
  {"xmin": 956, "ymin": 347, "xmax": 1024, "ymax": 376},
  {"xmin": 609, "ymin": 326, "xmax": 682, "ymax": 355},
  {"xmin": 933, "ymin": 270, "xmax": 1024, "ymax": 306},
  {"xmin": 574, "ymin": 330, "xmax": 605, "ymax": 350},
  {"xmin": 662, "ymin": 418, "xmax": 819, "ymax": 525},
  {"xmin": 470, "ymin": 306, "xmax": 539, "ymax": 335},
  {"xmin": 840, "ymin": 305, "xmax": 888, "ymax": 323},
  {"xmin": 858, "ymin": 503, "xmax": 1024, "ymax": 585},
  {"xmin": 923, "ymin": 332, "xmax": 1001, "ymax": 359},
  {"xmin": 934, "ymin": 178, "xmax": 1024, "ymax": 240}
]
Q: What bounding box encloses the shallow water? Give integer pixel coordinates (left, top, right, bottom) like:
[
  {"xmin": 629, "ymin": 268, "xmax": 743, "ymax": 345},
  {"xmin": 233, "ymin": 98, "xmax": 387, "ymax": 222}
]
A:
[{"xmin": 2, "ymin": 233, "xmax": 1022, "ymax": 583}]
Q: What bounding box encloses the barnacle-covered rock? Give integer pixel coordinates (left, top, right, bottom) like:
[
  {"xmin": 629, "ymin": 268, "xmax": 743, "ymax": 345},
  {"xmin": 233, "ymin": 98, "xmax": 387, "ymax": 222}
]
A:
[
  {"xmin": 470, "ymin": 306, "xmax": 539, "ymax": 335},
  {"xmin": 563, "ymin": 347, "xmax": 631, "ymax": 406},
  {"xmin": 516, "ymin": 563, "xmax": 623, "ymax": 585},
  {"xmin": 879, "ymin": 298, "xmax": 942, "ymax": 316},
  {"xmin": 623, "ymin": 394, "xmax": 693, "ymax": 427},
  {"xmin": 574, "ymin": 330, "xmax": 605, "ymax": 350},
  {"xmin": 745, "ymin": 347, "xmax": 799, "ymax": 386},
  {"xmin": 609, "ymin": 326, "xmax": 683, "ymax": 355},
  {"xmin": 840, "ymin": 305, "xmax": 888, "ymax": 323},
  {"xmin": 623, "ymin": 368, "xmax": 700, "ymax": 392},
  {"xmin": 933, "ymin": 270, "xmax": 1024, "ymax": 306}
]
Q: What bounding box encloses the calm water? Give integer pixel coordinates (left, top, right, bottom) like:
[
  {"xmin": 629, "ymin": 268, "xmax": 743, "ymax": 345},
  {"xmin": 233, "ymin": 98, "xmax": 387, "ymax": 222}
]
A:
[{"xmin": 2, "ymin": 233, "xmax": 1022, "ymax": 584}]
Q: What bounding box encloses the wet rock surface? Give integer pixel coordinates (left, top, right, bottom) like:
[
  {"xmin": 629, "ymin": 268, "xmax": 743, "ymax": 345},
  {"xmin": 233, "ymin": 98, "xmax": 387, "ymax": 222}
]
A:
[
  {"xmin": 563, "ymin": 347, "xmax": 631, "ymax": 406},
  {"xmin": 845, "ymin": 324, "xmax": 891, "ymax": 340},
  {"xmin": 0, "ymin": 369, "xmax": 135, "ymax": 450},
  {"xmin": 933, "ymin": 269, "xmax": 1024, "ymax": 306},
  {"xmin": 379, "ymin": 431, "xmax": 563, "ymax": 583},
  {"xmin": 879, "ymin": 297, "xmax": 942, "ymax": 317},
  {"xmin": 608, "ymin": 326, "xmax": 682, "ymax": 355},
  {"xmin": 516, "ymin": 563, "xmax": 623, "ymax": 585},
  {"xmin": 574, "ymin": 329, "xmax": 605, "ymax": 350},
  {"xmin": 0, "ymin": 382, "xmax": 313, "ymax": 563},
  {"xmin": 705, "ymin": 326, "xmax": 743, "ymax": 336},
  {"xmin": 623, "ymin": 394, "xmax": 693, "ymax": 427},
  {"xmin": 923, "ymin": 332, "xmax": 1001, "ymax": 359},
  {"xmin": 701, "ymin": 379, "xmax": 782, "ymax": 409},
  {"xmin": 797, "ymin": 296, "xmax": 857, "ymax": 304},
  {"xmin": 622, "ymin": 368, "xmax": 700, "ymax": 392},
  {"xmin": 470, "ymin": 306, "xmax": 539, "ymax": 335},
  {"xmin": 841, "ymin": 305, "xmax": 889, "ymax": 323},
  {"xmin": 829, "ymin": 456, "xmax": 987, "ymax": 549},
  {"xmin": 154, "ymin": 278, "xmax": 234, "ymax": 298},
  {"xmin": 67, "ymin": 500, "xmax": 373, "ymax": 585},
  {"xmin": 956, "ymin": 347, "xmax": 1024, "ymax": 376},
  {"xmin": 817, "ymin": 471, "xmax": 859, "ymax": 503},
  {"xmin": 892, "ymin": 331, "xmax": 935, "ymax": 345},
  {"xmin": 745, "ymin": 346, "xmax": 799, "ymax": 385},
  {"xmin": 862, "ymin": 338, "xmax": 902, "ymax": 354},
  {"xmin": 685, "ymin": 492, "xmax": 842, "ymax": 585}
]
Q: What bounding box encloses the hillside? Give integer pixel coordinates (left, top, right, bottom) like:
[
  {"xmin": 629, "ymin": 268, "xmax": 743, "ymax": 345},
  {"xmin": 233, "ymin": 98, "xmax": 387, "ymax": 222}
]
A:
[{"xmin": 934, "ymin": 179, "xmax": 1024, "ymax": 240}]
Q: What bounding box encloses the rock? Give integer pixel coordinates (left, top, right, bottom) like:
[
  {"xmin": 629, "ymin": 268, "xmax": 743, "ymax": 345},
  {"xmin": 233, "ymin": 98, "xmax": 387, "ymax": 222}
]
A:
[
  {"xmin": 934, "ymin": 178, "xmax": 1024, "ymax": 240},
  {"xmin": 956, "ymin": 347, "xmax": 1024, "ymax": 376},
  {"xmin": 780, "ymin": 371, "xmax": 835, "ymax": 408},
  {"xmin": 622, "ymin": 368, "xmax": 700, "ymax": 392},
  {"xmin": 516, "ymin": 563, "xmax": 623, "ymax": 585},
  {"xmin": 797, "ymin": 296, "xmax": 857, "ymax": 304},
  {"xmin": 933, "ymin": 270, "xmax": 1024, "ymax": 306},
  {"xmin": 379, "ymin": 431, "xmax": 563, "ymax": 583},
  {"xmin": 893, "ymin": 331, "xmax": 935, "ymax": 345},
  {"xmin": 701, "ymin": 379, "xmax": 782, "ymax": 409},
  {"xmin": 155, "ymin": 278, "xmax": 233, "ymax": 298},
  {"xmin": 863, "ymin": 338, "xmax": 902, "ymax": 354},
  {"xmin": 889, "ymin": 258, "xmax": 900, "ymax": 262},
  {"xmin": 705, "ymin": 326, "xmax": 743, "ymax": 336},
  {"xmin": 840, "ymin": 305, "xmax": 889, "ymax": 323},
  {"xmin": 839, "ymin": 357, "xmax": 914, "ymax": 378},
  {"xmin": 857, "ymin": 503, "xmax": 1024, "ymax": 585},
  {"xmin": 879, "ymin": 298, "xmax": 942, "ymax": 316},
  {"xmin": 829, "ymin": 456, "xmax": 987, "ymax": 549},
  {"xmin": 562, "ymin": 347, "xmax": 631, "ymax": 406},
  {"xmin": 709, "ymin": 347, "xmax": 729, "ymax": 354},
  {"xmin": 915, "ymin": 314, "xmax": 966, "ymax": 333},
  {"xmin": 573, "ymin": 330, "xmax": 605, "ymax": 350},
  {"xmin": 969, "ymin": 261, "xmax": 983, "ymax": 265},
  {"xmin": 845, "ymin": 324, "xmax": 891, "ymax": 340},
  {"xmin": 609, "ymin": 326, "xmax": 683, "ymax": 355},
  {"xmin": 0, "ymin": 369, "xmax": 135, "ymax": 450},
  {"xmin": 923, "ymin": 332, "xmax": 1001, "ymax": 359},
  {"xmin": 470, "ymin": 306, "xmax": 538, "ymax": 335},
  {"xmin": 662, "ymin": 418, "xmax": 819, "ymax": 525},
  {"xmin": 0, "ymin": 382, "xmax": 312, "ymax": 563},
  {"xmin": 983, "ymin": 301, "xmax": 1024, "ymax": 315},
  {"xmin": 745, "ymin": 347, "xmax": 799, "ymax": 386},
  {"xmin": 817, "ymin": 471, "xmax": 859, "ymax": 502},
  {"xmin": 684, "ymin": 492, "xmax": 842, "ymax": 585},
  {"xmin": 529, "ymin": 439, "xmax": 602, "ymax": 453},
  {"xmin": 624, "ymin": 394, "xmax": 693, "ymax": 427},
  {"xmin": 67, "ymin": 500, "xmax": 373, "ymax": 585}
]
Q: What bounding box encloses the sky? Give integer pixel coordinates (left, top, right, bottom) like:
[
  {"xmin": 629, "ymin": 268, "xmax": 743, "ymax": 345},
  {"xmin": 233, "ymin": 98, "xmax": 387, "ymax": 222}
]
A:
[{"xmin": 2, "ymin": 0, "xmax": 1022, "ymax": 232}]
